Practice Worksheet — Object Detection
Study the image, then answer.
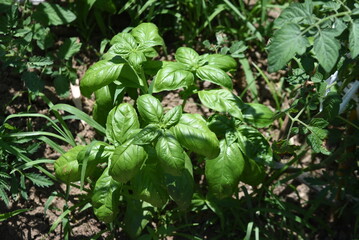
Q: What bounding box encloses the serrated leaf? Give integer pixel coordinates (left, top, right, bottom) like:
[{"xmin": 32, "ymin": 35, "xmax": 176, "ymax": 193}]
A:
[
  {"xmin": 307, "ymin": 133, "xmax": 330, "ymax": 155},
  {"xmin": 109, "ymin": 141, "xmax": 147, "ymax": 183},
  {"xmin": 313, "ymin": 30, "xmax": 340, "ymax": 72},
  {"xmin": 106, "ymin": 103, "xmax": 140, "ymax": 145},
  {"xmin": 309, "ymin": 118, "xmax": 329, "ymax": 128},
  {"xmin": 268, "ymin": 23, "xmax": 309, "ymax": 72},
  {"xmin": 58, "ymin": 37, "xmax": 82, "ymax": 60},
  {"xmin": 131, "ymin": 164, "xmax": 169, "ymax": 208},
  {"xmin": 171, "ymin": 114, "xmax": 220, "ymax": 159},
  {"xmin": 198, "ymin": 89, "xmax": 245, "ymax": 120},
  {"xmin": 156, "ymin": 133, "xmax": 187, "ymax": 176},
  {"xmin": 196, "ymin": 65, "xmax": 233, "ymax": 89},
  {"xmin": 137, "ymin": 94, "xmax": 163, "ymax": 123},
  {"xmin": 322, "ymin": 92, "xmax": 341, "ymax": 120},
  {"xmin": 274, "ymin": 2, "xmax": 313, "ymax": 28},
  {"xmin": 162, "ymin": 105, "xmax": 182, "ymax": 128},
  {"xmin": 349, "ymin": 20, "xmax": 359, "ymax": 58},
  {"xmin": 28, "ymin": 56, "xmax": 53, "ymax": 67},
  {"xmin": 152, "ymin": 62, "xmax": 194, "ymax": 92},
  {"xmin": 236, "ymin": 125, "xmax": 273, "ymax": 166},
  {"xmin": 205, "ymin": 140, "xmax": 245, "ymax": 199},
  {"xmin": 92, "ymin": 167, "xmax": 121, "ymax": 223},
  {"xmin": 22, "ymin": 72, "xmax": 44, "ymax": 93},
  {"xmin": 26, "ymin": 173, "xmax": 53, "ymax": 188},
  {"xmin": 80, "ymin": 58, "xmax": 126, "ymax": 97},
  {"xmin": 0, "ymin": 186, "xmax": 9, "ymax": 206}
]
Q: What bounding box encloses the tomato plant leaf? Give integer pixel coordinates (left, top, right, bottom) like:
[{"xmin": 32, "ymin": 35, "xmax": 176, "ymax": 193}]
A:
[
  {"xmin": 273, "ymin": 2, "xmax": 313, "ymax": 28},
  {"xmin": 349, "ymin": 19, "xmax": 359, "ymax": 58},
  {"xmin": 268, "ymin": 23, "xmax": 309, "ymax": 72}
]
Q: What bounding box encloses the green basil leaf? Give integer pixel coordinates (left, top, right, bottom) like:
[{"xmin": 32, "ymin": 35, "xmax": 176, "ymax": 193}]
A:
[
  {"xmin": 128, "ymin": 51, "xmax": 146, "ymax": 70},
  {"xmin": 196, "ymin": 65, "xmax": 233, "ymax": 89},
  {"xmin": 208, "ymin": 114, "xmax": 235, "ymax": 138},
  {"xmin": 142, "ymin": 47, "xmax": 158, "ymax": 58},
  {"xmin": 171, "ymin": 114, "xmax": 220, "ymax": 159},
  {"xmin": 80, "ymin": 58, "xmax": 126, "ymax": 97},
  {"xmin": 132, "ymin": 124, "xmax": 161, "ymax": 145},
  {"xmin": 162, "ymin": 105, "xmax": 182, "ymax": 128},
  {"xmin": 110, "ymin": 32, "xmax": 137, "ymax": 51},
  {"xmin": 77, "ymin": 141, "xmax": 111, "ymax": 165},
  {"xmin": 164, "ymin": 155, "xmax": 193, "ymax": 210},
  {"xmin": 198, "ymin": 89, "xmax": 245, "ymax": 120},
  {"xmin": 106, "ymin": 103, "xmax": 140, "ymax": 145},
  {"xmin": 131, "ymin": 22, "xmax": 164, "ymax": 48},
  {"xmin": 156, "ymin": 133, "xmax": 187, "ymax": 176},
  {"xmin": 93, "ymin": 84, "xmax": 116, "ymax": 126},
  {"xmin": 131, "ymin": 164, "xmax": 169, "ymax": 208},
  {"xmin": 204, "ymin": 54, "xmax": 237, "ymax": 71},
  {"xmin": 137, "ymin": 94, "xmax": 163, "ymax": 123},
  {"xmin": 175, "ymin": 47, "xmax": 200, "ymax": 68},
  {"xmin": 54, "ymin": 146, "xmax": 86, "ymax": 183},
  {"xmin": 92, "ymin": 167, "xmax": 121, "ymax": 223},
  {"xmin": 242, "ymin": 103, "xmax": 274, "ymax": 128},
  {"xmin": 236, "ymin": 125, "xmax": 273, "ymax": 166},
  {"xmin": 109, "ymin": 141, "xmax": 148, "ymax": 183},
  {"xmin": 152, "ymin": 62, "xmax": 194, "ymax": 93},
  {"xmin": 239, "ymin": 157, "xmax": 265, "ymax": 186},
  {"xmin": 205, "ymin": 140, "xmax": 245, "ymax": 199},
  {"xmin": 118, "ymin": 64, "xmax": 143, "ymax": 88},
  {"xmin": 124, "ymin": 199, "xmax": 152, "ymax": 239}
]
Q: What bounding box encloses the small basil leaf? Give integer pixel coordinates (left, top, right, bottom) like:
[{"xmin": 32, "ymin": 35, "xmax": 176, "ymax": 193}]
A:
[
  {"xmin": 80, "ymin": 58, "xmax": 126, "ymax": 97},
  {"xmin": 196, "ymin": 65, "xmax": 233, "ymax": 89},
  {"xmin": 198, "ymin": 89, "xmax": 245, "ymax": 120},
  {"xmin": 205, "ymin": 140, "xmax": 245, "ymax": 199},
  {"xmin": 156, "ymin": 133, "xmax": 187, "ymax": 176},
  {"xmin": 162, "ymin": 105, "xmax": 182, "ymax": 128},
  {"xmin": 137, "ymin": 94, "xmax": 163, "ymax": 123},
  {"xmin": 171, "ymin": 114, "xmax": 220, "ymax": 159},
  {"xmin": 236, "ymin": 125, "xmax": 273, "ymax": 166},
  {"xmin": 131, "ymin": 164, "xmax": 169, "ymax": 208},
  {"xmin": 152, "ymin": 62, "xmax": 194, "ymax": 93},
  {"xmin": 77, "ymin": 141, "xmax": 111, "ymax": 165},
  {"xmin": 175, "ymin": 47, "xmax": 200, "ymax": 68},
  {"xmin": 133, "ymin": 124, "xmax": 161, "ymax": 145},
  {"xmin": 92, "ymin": 167, "xmax": 121, "ymax": 223},
  {"xmin": 109, "ymin": 141, "xmax": 148, "ymax": 183},
  {"xmin": 128, "ymin": 51, "xmax": 146, "ymax": 71},
  {"xmin": 242, "ymin": 103, "xmax": 274, "ymax": 128},
  {"xmin": 54, "ymin": 145, "xmax": 86, "ymax": 183},
  {"xmin": 106, "ymin": 103, "xmax": 140, "ymax": 145},
  {"xmin": 204, "ymin": 54, "xmax": 237, "ymax": 71},
  {"xmin": 131, "ymin": 22, "xmax": 164, "ymax": 48}
]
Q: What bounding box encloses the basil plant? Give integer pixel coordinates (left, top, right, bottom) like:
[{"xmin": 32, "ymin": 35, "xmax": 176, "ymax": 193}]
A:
[{"xmin": 53, "ymin": 22, "xmax": 275, "ymax": 237}]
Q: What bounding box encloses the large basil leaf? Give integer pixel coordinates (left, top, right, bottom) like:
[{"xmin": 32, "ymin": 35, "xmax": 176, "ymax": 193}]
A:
[
  {"xmin": 208, "ymin": 114, "xmax": 236, "ymax": 138},
  {"xmin": 80, "ymin": 58, "xmax": 126, "ymax": 97},
  {"xmin": 92, "ymin": 167, "xmax": 121, "ymax": 223},
  {"xmin": 204, "ymin": 54, "xmax": 237, "ymax": 71},
  {"xmin": 239, "ymin": 158, "xmax": 265, "ymax": 186},
  {"xmin": 131, "ymin": 22, "xmax": 164, "ymax": 48},
  {"xmin": 198, "ymin": 89, "xmax": 245, "ymax": 120},
  {"xmin": 242, "ymin": 103, "xmax": 274, "ymax": 128},
  {"xmin": 137, "ymin": 94, "xmax": 163, "ymax": 123},
  {"xmin": 131, "ymin": 164, "xmax": 169, "ymax": 208},
  {"xmin": 109, "ymin": 32, "xmax": 137, "ymax": 54},
  {"xmin": 175, "ymin": 47, "xmax": 200, "ymax": 69},
  {"xmin": 205, "ymin": 140, "xmax": 245, "ymax": 199},
  {"xmin": 109, "ymin": 141, "xmax": 147, "ymax": 183},
  {"xmin": 106, "ymin": 103, "xmax": 140, "ymax": 145},
  {"xmin": 236, "ymin": 125, "xmax": 273, "ymax": 166},
  {"xmin": 162, "ymin": 105, "xmax": 182, "ymax": 128},
  {"xmin": 196, "ymin": 65, "xmax": 233, "ymax": 89},
  {"xmin": 152, "ymin": 62, "xmax": 194, "ymax": 93},
  {"xmin": 156, "ymin": 133, "xmax": 187, "ymax": 176},
  {"xmin": 118, "ymin": 64, "xmax": 143, "ymax": 88},
  {"xmin": 93, "ymin": 84, "xmax": 116, "ymax": 126},
  {"xmin": 164, "ymin": 155, "xmax": 194, "ymax": 209},
  {"xmin": 54, "ymin": 145, "xmax": 86, "ymax": 183},
  {"xmin": 171, "ymin": 114, "xmax": 220, "ymax": 159}
]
